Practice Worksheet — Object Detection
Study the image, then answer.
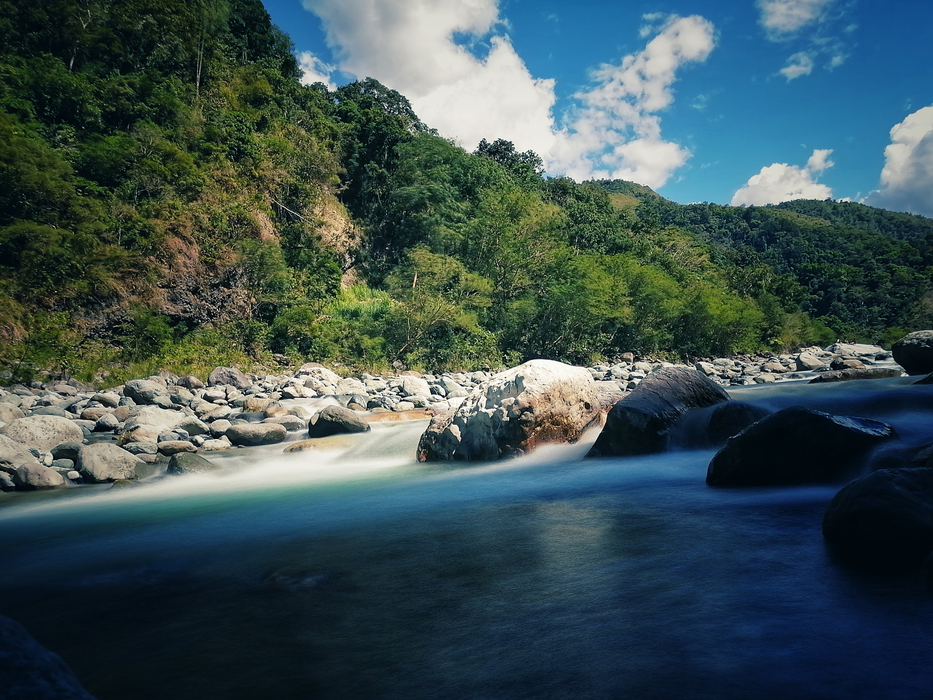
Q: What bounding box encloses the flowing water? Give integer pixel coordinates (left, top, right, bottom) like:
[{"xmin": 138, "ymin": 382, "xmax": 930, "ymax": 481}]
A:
[{"xmin": 2, "ymin": 379, "xmax": 933, "ymax": 699}]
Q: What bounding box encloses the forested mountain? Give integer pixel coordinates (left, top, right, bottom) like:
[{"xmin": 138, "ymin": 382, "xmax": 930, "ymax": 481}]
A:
[{"xmin": 1, "ymin": 0, "xmax": 931, "ymax": 383}]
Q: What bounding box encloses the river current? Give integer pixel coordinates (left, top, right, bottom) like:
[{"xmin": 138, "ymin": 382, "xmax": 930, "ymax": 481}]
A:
[{"xmin": 2, "ymin": 378, "xmax": 933, "ymax": 699}]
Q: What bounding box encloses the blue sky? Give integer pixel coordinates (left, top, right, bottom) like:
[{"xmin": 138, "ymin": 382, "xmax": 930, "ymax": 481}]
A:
[{"xmin": 262, "ymin": 0, "xmax": 933, "ymax": 216}]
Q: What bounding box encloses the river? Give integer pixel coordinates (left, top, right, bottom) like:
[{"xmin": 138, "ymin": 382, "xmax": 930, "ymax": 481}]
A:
[{"xmin": 2, "ymin": 378, "xmax": 933, "ymax": 699}]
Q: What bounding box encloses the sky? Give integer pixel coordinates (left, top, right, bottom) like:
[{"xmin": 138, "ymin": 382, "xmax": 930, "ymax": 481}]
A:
[{"xmin": 261, "ymin": 0, "xmax": 933, "ymax": 216}]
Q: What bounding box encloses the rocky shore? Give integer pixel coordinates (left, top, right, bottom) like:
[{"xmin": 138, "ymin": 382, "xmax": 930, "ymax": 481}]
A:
[{"xmin": 0, "ymin": 341, "xmax": 910, "ymax": 495}]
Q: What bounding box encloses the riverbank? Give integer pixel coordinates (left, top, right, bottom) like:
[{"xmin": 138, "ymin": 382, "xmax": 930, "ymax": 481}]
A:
[{"xmin": 0, "ymin": 341, "xmax": 904, "ymax": 499}]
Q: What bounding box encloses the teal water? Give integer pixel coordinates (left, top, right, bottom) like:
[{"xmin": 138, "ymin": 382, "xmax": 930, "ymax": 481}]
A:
[{"xmin": 2, "ymin": 381, "xmax": 933, "ymax": 699}]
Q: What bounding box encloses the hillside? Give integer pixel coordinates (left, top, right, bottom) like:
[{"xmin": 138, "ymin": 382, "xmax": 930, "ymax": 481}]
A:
[{"xmin": 1, "ymin": 1, "xmax": 931, "ymax": 384}]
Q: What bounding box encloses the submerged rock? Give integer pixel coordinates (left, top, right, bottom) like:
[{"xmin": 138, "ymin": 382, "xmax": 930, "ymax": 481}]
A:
[
  {"xmin": 416, "ymin": 359, "xmax": 600, "ymax": 462},
  {"xmin": 706, "ymin": 407, "xmax": 897, "ymax": 486},
  {"xmin": 589, "ymin": 366, "xmax": 730, "ymax": 457},
  {"xmin": 823, "ymin": 468, "xmax": 933, "ymax": 570},
  {"xmin": 0, "ymin": 615, "xmax": 97, "ymax": 699}
]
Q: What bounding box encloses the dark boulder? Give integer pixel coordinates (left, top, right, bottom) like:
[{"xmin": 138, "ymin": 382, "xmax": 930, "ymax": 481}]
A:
[
  {"xmin": 705, "ymin": 402, "xmax": 772, "ymax": 447},
  {"xmin": 0, "ymin": 615, "xmax": 97, "ymax": 699},
  {"xmin": 307, "ymin": 405, "xmax": 371, "ymax": 439},
  {"xmin": 706, "ymin": 407, "xmax": 897, "ymax": 486},
  {"xmin": 823, "ymin": 468, "xmax": 933, "ymax": 571},
  {"xmin": 589, "ymin": 366, "xmax": 730, "ymax": 457},
  {"xmin": 225, "ymin": 423, "xmax": 287, "ymax": 446},
  {"xmin": 892, "ymin": 330, "xmax": 933, "ymax": 375}
]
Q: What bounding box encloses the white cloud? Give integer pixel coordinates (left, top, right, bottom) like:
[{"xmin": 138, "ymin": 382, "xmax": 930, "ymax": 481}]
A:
[
  {"xmin": 758, "ymin": 0, "xmax": 835, "ymax": 38},
  {"xmin": 807, "ymin": 148, "xmax": 834, "ymax": 173},
  {"xmin": 297, "ymin": 51, "xmax": 337, "ymax": 90},
  {"xmin": 865, "ymin": 105, "xmax": 933, "ymax": 216},
  {"xmin": 779, "ymin": 51, "xmax": 814, "ymax": 80},
  {"xmin": 299, "ymin": 1, "xmax": 715, "ymax": 189},
  {"xmin": 731, "ymin": 149, "xmax": 835, "ymax": 205}
]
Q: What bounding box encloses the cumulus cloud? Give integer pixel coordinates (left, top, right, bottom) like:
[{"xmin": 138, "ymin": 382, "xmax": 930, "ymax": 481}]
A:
[
  {"xmin": 779, "ymin": 51, "xmax": 814, "ymax": 80},
  {"xmin": 299, "ymin": 1, "xmax": 715, "ymax": 189},
  {"xmin": 731, "ymin": 149, "xmax": 834, "ymax": 205},
  {"xmin": 297, "ymin": 51, "xmax": 337, "ymax": 90},
  {"xmin": 865, "ymin": 106, "xmax": 933, "ymax": 216},
  {"xmin": 553, "ymin": 15, "xmax": 716, "ymax": 186}
]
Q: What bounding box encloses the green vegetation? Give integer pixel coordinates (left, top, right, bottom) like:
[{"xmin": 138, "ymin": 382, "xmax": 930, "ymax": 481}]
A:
[{"xmin": 1, "ymin": 0, "xmax": 931, "ymax": 384}]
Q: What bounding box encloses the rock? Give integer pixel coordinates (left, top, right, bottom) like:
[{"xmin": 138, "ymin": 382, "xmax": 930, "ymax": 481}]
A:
[
  {"xmin": 157, "ymin": 440, "xmax": 197, "ymax": 456},
  {"xmin": 823, "ymin": 468, "xmax": 933, "ymax": 571},
  {"xmin": 167, "ymin": 452, "xmax": 221, "ymax": 475},
  {"xmin": 91, "ymin": 392, "xmax": 120, "ymax": 408},
  {"xmin": 177, "ymin": 375, "xmax": 205, "ymax": 390},
  {"xmin": 307, "ymin": 406, "xmax": 371, "ymax": 438},
  {"xmin": 0, "ymin": 472, "xmax": 14, "ymax": 491},
  {"xmin": 121, "ymin": 441, "xmax": 159, "ymax": 456},
  {"xmin": 297, "ymin": 363, "xmax": 342, "ymax": 384},
  {"xmin": 175, "ymin": 415, "xmax": 210, "ymax": 436},
  {"xmin": 122, "ymin": 379, "xmax": 169, "ymax": 405},
  {"xmin": 827, "ymin": 342, "xmax": 885, "ymax": 356},
  {"xmin": 77, "ymin": 443, "xmax": 142, "ymax": 483},
  {"xmin": 0, "ymin": 434, "xmax": 41, "ymax": 471},
  {"xmin": 0, "ymin": 615, "xmax": 98, "ymax": 700},
  {"xmin": 209, "ymin": 419, "xmax": 232, "ymax": 437},
  {"xmin": 417, "ymin": 359, "xmax": 601, "ymax": 462},
  {"xmin": 13, "ymin": 463, "xmax": 65, "ymax": 490},
  {"xmin": 50, "ymin": 442, "xmax": 82, "ymax": 462},
  {"xmin": 199, "ymin": 438, "xmax": 232, "ymax": 452},
  {"xmin": 703, "ymin": 402, "xmax": 772, "ymax": 448},
  {"xmin": 706, "ymin": 407, "xmax": 897, "ymax": 486},
  {"xmin": 0, "ymin": 415, "xmax": 85, "ymax": 452},
  {"xmin": 208, "ymin": 366, "xmax": 253, "ymax": 390},
  {"xmin": 589, "ymin": 366, "xmax": 730, "ymax": 457},
  {"xmin": 225, "ymin": 423, "xmax": 288, "ymax": 446},
  {"xmin": 94, "ymin": 413, "xmax": 121, "ymax": 432},
  {"xmin": 892, "ymin": 330, "xmax": 933, "ymax": 375},
  {"xmin": 795, "ymin": 352, "xmax": 826, "ymax": 371},
  {"xmin": 118, "ymin": 406, "xmax": 185, "ymax": 445},
  {"xmin": 263, "ymin": 415, "xmax": 305, "ymax": 432},
  {"xmin": 398, "ymin": 376, "xmax": 431, "ymax": 398},
  {"xmin": 0, "ymin": 403, "xmax": 25, "ymax": 423},
  {"xmin": 242, "ymin": 396, "xmax": 273, "ymax": 413},
  {"xmin": 809, "ymin": 367, "xmax": 903, "ymax": 384}
]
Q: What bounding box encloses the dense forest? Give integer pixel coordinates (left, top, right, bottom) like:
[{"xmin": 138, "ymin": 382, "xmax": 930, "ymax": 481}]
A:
[{"xmin": 1, "ymin": 0, "xmax": 931, "ymax": 384}]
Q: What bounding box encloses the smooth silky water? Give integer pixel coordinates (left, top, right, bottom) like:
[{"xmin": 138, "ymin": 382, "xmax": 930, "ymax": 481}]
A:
[{"xmin": 2, "ymin": 380, "xmax": 933, "ymax": 699}]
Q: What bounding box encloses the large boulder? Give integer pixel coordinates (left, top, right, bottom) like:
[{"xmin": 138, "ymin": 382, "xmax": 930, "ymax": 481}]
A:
[
  {"xmin": 892, "ymin": 330, "xmax": 933, "ymax": 375},
  {"xmin": 416, "ymin": 359, "xmax": 600, "ymax": 462},
  {"xmin": 0, "ymin": 415, "xmax": 84, "ymax": 452},
  {"xmin": 225, "ymin": 423, "xmax": 287, "ymax": 446},
  {"xmin": 0, "ymin": 615, "xmax": 97, "ymax": 700},
  {"xmin": 588, "ymin": 366, "xmax": 730, "ymax": 457},
  {"xmin": 77, "ymin": 443, "xmax": 142, "ymax": 483},
  {"xmin": 0, "ymin": 403, "xmax": 25, "ymax": 423},
  {"xmin": 207, "ymin": 366, "xmax": 253, "ymax": 390},
  {"xmin": 823, "ymin": 468, "xmax": 933, "ymax": 570},
  {"xmin": 706, "ymin": 407, "xmax": 897, "ymax": 486},
  {"xmin": 306, "ymin": 406, "xmax": 371, "ymax": 439}
]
